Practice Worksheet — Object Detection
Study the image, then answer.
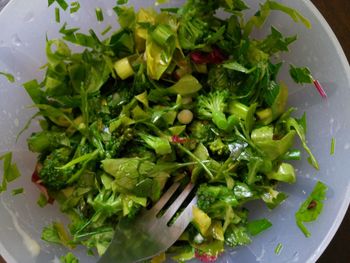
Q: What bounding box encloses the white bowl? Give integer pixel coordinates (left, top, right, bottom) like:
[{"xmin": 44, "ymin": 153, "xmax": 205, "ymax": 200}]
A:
[{"xmin": 0, "ymin": 0, "xmax": 349, "ymax": 262}]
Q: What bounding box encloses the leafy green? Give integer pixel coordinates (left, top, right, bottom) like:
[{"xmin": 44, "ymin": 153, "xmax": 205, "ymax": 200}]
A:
[
  {"xmin": 289, "ymin": 65, "xmax": 313, "ymax": 84},
  {"xmin": 0, "ymin": 71, "xmax": 15, "ymax": 83},
  {"xmin": 48, "ymin": 0, "xmax": 68, "ymax": 11},
  {"xmin": 225, "ymin": 224, "xmax": 251, "ymax": 247},
  {"xmin": 60, "ymin": 252, "xmax": 79, "ymax": 263},
  {"xmin": 70, "ymin": 2, "xmax": 80, "ymax": 14},
  {"xmin": 12, "ymin": 188, "xmax": 24, "ymax": 196},
  {"xmin": 247, "ymin": 218, "xmax": 272, "ymax": 236},
  {"xmin": 295, "ymin": 181, "xmax": 327, "ymax": 237},
  {"xmin": 0, "ymin": 152, "xmax": 21, "ymax": 194},
  {"xmin": 95, "ymin": 8, "xmax": 104, "ymax": 22}
]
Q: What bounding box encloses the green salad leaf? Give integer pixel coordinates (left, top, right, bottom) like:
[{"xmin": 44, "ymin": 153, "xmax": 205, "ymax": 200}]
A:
[{"xmin": 295, "ymin": 181, "xmax": 328, "ymax": 237}]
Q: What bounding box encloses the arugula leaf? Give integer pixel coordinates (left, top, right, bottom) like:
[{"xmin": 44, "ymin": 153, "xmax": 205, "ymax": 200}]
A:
[
  {"xmin": 222, "ymin": 61, "xmax": 255, "ymax": 74},
  {"xmin": 295, "ymin": 181, "xmax": 327, "ymax": 237},
  {"xmin": 287, "ymin": 117, "xmax": 319, "ymax": 170},
  {"xmin": 37, "ymin": 193, "xmax": 49, "ymax": 207},
  {"xmin": 48, "ymin": 0, "xmax": 68, "ymax": 11},
  {"xmin": 0, "ymin": 71, "xmax": 15, "ymax": 83},
  {"xmin": 117, "ymin": 0, "xmax": 128, "ymax": 4},
  {"xmin": 289, "ymin": 65, "xmax": 313, "ymax": 84},
  {"xmin": 225, "ymin": 224, "xmax": 251, "ymax": 247},
  {"xmin": 70, "ymin": 2, "xmax": 80, "ymax": 14},
  {"xmin": 60, "ymin": 252, "xmax": 79, "ymax": 263},
  {"xmin": 12, "ymin": 188, "xmax": 24, "ymax": 195},
  {"xmin": 139, "ymin": 133, "xmax": 172, "ymax": 155},
  {"xmin": 261, "ymin": 188, "xmax": 288, "ymax": 209},
  {"xmin": 244, "ymin": 1, "xmax": 311, "ymax": 37},
  {"xmin": 247, "ymin": 218, "xmax": 272, "ymax": 236},
  {"xmin": 0, "ymin": 152, "xmax": 21, "ymax": 194},
  {"xmin": 258, "ymin": 27, "xmax": 297, "ymax": 55}
]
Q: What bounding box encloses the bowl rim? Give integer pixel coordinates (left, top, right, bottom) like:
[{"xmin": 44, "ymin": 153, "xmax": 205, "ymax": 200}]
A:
[{"xmin": 302, "ymin": 1, "xmax": 350, "ymax": 262}]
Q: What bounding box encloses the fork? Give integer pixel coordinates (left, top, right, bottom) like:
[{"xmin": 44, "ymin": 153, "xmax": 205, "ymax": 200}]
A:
[{"xmin": 98, "ymin": 182, "xmax": 197, "ymax": 263}]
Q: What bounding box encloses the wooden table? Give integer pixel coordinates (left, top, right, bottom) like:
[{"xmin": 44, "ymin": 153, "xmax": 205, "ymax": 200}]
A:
[{"xmin": 0, "ymin": 1, "xmax": 349, "ymax": 263}]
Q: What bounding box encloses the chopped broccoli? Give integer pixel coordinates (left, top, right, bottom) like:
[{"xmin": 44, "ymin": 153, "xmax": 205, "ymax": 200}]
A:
[
  {"xmin": 208, "ymin": 138, "xmax": 229, "ymax": 156},
  {"xmin": 189, "ymin": 121, "xmax": 216, "ymax": 143},
  {"xmin": 105, "ymin": 128, "xmax": 134, "ymax": 158},
  {"xmin": 39, "ymin": 147, "xmax": 75, "ymax": 190},
  {"xmin": 196, "ymin": 184, "xmax": 238, "ymax": 214},
  {"xmin": 27, "ymin": 131, "xmax": 70, "ymax": 153},
  {"xmin": 196, "ymin": 90, "xmax": 230, "ymax": 130}
]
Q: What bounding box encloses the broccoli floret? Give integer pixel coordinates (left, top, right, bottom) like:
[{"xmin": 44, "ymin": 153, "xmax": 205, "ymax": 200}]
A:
[
  {"xmin": 208, "ymin": 138, "xmax": 229, "ymax": 156},
  {"xmin": 27, "ymin": 131, "xmax": 70, "ymax": 153},
  {"xmin": 105, "ymin": 128, "xmax": 134, "ymax": 158},
  {"xmin": 196, "ymin": 184, "xmax": 238, "ymax": 214},
  {"xmin": 196, "ymin": 90, "xmax": 230, "ymax": 130},
  {"xmin": 189, "ymin": 120, "xmax": 216, "ymax": 143},
  {"xmin": 39, "ymin": 147, "xmax": 75, "ymax": 190},
  {"xmin": 207, "ymin": 66, "xmax": 238, "ymax": 92}
]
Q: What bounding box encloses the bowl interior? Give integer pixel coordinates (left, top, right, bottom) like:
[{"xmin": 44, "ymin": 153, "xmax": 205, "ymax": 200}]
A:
[{"xmin": 0, "ymin": 0, "xmax": 350, "ymax": 262}]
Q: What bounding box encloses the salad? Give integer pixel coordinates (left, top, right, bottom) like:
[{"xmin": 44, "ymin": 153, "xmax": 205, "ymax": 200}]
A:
[{"xmin": 12, "ymin": 0, "xmax": 328, "ymax": 262}]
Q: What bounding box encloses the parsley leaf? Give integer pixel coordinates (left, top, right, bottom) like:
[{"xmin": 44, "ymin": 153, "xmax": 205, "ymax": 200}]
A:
[{"xmin": 289, "ymin": 65, "xmax": 313, "ymax": 84}]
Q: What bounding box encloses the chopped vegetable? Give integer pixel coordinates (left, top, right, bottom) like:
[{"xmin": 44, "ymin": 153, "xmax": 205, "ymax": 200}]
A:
[
  {"xmin": 48, "ymin": 0, "xmax": 68, "ymax": 11},
  {"xmin": 295, "ymin": 181, "xmax": 328, "ymax": 237},
  {"xmin": 0, "ymin": 71, "xmax": 15, "ymax": 83},
  {"xmin": 330, "ymin": 137, "xmax": 336, "ymax": 155},
  {"xmin": 247, "ymin": 219, "xmax": 272, "ymax": 236},
  {"xmin": 275, "ymin": 243, "xmax": 283, "ymax": 255},
  {"xmin": 55, "ymin": 7, "xmax": 60, "ymax": 23},
  {"xmin": 60, "ymin": 252, "xmax": 79, "ymax": 263},
  {"xmin": 95, "ymin": 8, "xmax": 104, "ymax": 22},
  {"xmin": 0, "ymin": 152, "xmax": 21, "ymax": 194},
  {"xmin": 70, "ymin": 2, "xmax": 80, "ymax": 14},
  {"xmin": 11, "ymin": 188, "xmax": 24, "ymax": 196},
  {"xmin": 20, "ymin": 0, "xmax": 321, "ymax": 261}
]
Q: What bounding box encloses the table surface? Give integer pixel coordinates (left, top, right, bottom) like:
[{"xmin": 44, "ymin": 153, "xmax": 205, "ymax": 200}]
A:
[{"xmin": 0, "ymin": 0, "xmax": 349, "ymax": 263}]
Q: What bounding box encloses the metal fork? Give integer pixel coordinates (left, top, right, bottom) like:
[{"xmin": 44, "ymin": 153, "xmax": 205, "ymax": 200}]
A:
[{"xmin": 98, "ymin": 182, "xmax": 197, "ymax": 263}]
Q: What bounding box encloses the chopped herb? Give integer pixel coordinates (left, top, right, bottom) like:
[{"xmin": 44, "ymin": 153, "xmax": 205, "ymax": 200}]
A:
[
  {"xmin": 60, "ymin": 252, "xmax": 79, "ymax": 263},
  {"xmin": 0, "ymin": 152, "xmax": 21, "ymax": 194},
  {"xmin": 37, "ymin": 192, "xmax": 49, "ymax": 207},
  {"xmin": 95, "ymin": 7, "xmax": 104, "ymax": 22},
  {"xmin": 330, "ymin": 137, "xmax": 336, "ymax": 155},
  {"xmin": 275, "ymin": 243, "xmax": 283, "ymax": 255},
  {"xmin": 117, "ymin": 0, "xmax": 128, "ymax": 4},
  {"xmin": 48, "ymin": 0, "xmax": 68, "ymax": 11},
  {"xmin": 55, "ymin": 7, "xmax": 60, "ymax": 23},
  {"xmin": 70, "ymin": 2, "xmax": 80, "ymax": 14},
  {"xmin": 101, "ymin": 25, "xmax": 112, "ymax": 36},
  {"xmin": 313, "ymin": 79, "xmax": 327, "ymax": 99},
  {"xmin": 0, "ymin": 71, "xmax": 15, "ymax": 83},
  {"xmin": 247, "ymin": 219, "xmax": 272, "ymax": 236},
  {"xmin": 295, "ymin": 181, "xmax": 328, "ymax": 237},
  {"xmin": 289, "ymin": 65, "xmax": 313, "ymax": 84},
  {"xmin": 12, "ymin": 188, "xmax": 24, "ymax": 195}
]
